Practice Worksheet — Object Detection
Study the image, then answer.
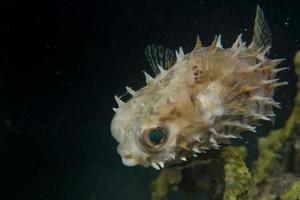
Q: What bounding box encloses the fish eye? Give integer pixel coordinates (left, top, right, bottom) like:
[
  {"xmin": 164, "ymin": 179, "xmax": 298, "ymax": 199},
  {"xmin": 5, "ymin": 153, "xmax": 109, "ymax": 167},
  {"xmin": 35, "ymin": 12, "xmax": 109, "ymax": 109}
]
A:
[
  {"xmin": 141, "ymin": 127, "xmax": 168, "ymax": 149},
  {"xmin": 148, "ymin": 128, "xmax": 167, "ymax": 144}
]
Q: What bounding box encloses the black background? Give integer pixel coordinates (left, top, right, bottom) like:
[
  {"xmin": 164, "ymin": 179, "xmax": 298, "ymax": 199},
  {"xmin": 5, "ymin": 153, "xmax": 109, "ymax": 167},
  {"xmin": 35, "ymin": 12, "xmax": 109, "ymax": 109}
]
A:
[{"xmin": 0, "ymin": 0, "xmax": 299, "ymax": 199}]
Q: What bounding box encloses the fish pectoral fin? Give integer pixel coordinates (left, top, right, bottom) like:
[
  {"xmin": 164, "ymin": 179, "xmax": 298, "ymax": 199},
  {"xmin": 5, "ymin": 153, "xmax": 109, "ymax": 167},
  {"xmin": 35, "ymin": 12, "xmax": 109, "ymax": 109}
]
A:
[{"xmin": 144, "ymin": 44, "xmax": 176, "ymax": 75}]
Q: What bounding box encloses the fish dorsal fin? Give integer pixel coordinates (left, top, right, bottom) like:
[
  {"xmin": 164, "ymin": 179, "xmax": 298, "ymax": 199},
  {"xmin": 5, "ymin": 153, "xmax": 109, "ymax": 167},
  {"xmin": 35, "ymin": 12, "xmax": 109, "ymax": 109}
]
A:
[
  {"xmin": 250, "ymin": 5, "xmax": 272, "ymax": 49},
  {"xmin": 145, "ymin": 44, "xmax": 176, "ymax": 75}
]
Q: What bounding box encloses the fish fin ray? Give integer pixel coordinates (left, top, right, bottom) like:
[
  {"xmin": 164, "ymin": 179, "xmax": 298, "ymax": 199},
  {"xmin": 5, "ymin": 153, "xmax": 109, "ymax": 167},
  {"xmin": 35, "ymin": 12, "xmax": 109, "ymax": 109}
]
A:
[
  {"xmin": 251, "ymin": 5, "xmax": 272, "ymax": 49},
  {"xmin": 145, "ymin": 44, "xmax": 176, "ymax": 75}
]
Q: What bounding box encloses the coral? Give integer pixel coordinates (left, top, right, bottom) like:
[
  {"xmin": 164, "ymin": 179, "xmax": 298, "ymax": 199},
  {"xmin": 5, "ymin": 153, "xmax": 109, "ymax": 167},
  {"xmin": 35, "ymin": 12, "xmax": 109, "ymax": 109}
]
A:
[
  {"xmin": 280, "ymin": 180, "xmax": 300, "ymax": 200},
  {"xmin": 150, "ymin": 50, "xmax": 300, "ymax": 200},
  {"xmin": 151, "ymin": 168, "xmax": 182, "ymax": 200},
  {"xmin": 221, "ymin": 147, "xmax": 252, "ymax": 200}
]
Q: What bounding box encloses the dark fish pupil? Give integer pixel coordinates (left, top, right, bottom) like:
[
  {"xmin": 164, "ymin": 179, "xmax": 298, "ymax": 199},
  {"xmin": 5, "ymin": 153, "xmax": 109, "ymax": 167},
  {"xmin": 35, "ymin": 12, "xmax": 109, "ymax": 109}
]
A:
[{"xmin": 148, "ymin": 128, "xmax": 166, "ymax": 144}]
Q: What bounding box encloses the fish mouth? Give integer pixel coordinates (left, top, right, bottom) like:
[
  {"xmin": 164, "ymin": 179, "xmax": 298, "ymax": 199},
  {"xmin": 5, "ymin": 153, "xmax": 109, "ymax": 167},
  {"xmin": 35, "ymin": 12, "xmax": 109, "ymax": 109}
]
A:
[{"xmin": 121, "ymin": 155, "xmax": 138, "ymax": 166}]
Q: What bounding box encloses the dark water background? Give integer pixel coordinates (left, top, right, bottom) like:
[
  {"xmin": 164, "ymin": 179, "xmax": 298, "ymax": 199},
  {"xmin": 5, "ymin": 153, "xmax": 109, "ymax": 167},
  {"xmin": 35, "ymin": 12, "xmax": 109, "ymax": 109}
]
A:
[{"xmin": 0, "ymin": 0, "xmax": 299, "ymax": 199}]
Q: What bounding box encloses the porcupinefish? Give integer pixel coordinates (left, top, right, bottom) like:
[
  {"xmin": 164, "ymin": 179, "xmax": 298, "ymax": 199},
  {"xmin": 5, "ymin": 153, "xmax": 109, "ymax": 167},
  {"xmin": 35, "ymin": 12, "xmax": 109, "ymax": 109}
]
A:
[{"xmin": 110, "ymin": 5, "xmax": 288, "ymax": 170}]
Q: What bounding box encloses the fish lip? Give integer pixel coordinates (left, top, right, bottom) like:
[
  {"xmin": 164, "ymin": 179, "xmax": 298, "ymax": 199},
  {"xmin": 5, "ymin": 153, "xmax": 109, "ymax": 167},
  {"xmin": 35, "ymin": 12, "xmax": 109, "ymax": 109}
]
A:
[{"xmin": 121, "ymin": 155, "xmax": 138, "ymax": 166}]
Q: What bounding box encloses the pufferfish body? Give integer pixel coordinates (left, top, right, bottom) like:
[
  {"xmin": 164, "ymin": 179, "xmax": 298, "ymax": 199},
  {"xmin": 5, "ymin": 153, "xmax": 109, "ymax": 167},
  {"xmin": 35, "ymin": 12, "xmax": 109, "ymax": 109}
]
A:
[{"xmin": 110, "ymin": 6, "xmax": 288, "ymax": 170}]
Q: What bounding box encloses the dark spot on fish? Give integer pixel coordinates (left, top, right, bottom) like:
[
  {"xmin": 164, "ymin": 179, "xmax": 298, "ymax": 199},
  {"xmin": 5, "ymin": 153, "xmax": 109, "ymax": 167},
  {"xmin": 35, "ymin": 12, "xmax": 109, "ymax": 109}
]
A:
[{"xmin": 244, "ymin": 91, "xmax": 251, "ymax": 97}]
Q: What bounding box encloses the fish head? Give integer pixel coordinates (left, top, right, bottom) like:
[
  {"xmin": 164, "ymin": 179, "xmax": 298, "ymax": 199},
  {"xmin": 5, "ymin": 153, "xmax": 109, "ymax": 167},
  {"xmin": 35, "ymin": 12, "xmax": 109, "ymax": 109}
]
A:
[{"xmin": 110, "ymin": 66, "xmax": 207, "ymax": 169}]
